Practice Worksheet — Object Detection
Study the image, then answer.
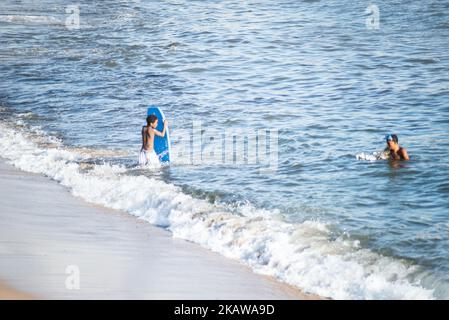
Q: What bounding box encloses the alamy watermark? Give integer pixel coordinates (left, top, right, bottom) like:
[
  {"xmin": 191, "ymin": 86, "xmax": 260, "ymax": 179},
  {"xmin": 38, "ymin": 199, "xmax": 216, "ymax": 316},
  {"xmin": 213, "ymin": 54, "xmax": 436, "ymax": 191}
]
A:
[
  {"xmin": 7, "ymin": 3, "xmax": 383, "ymax": 31},
  {"xmin": 365, "ymin": 4, "xmax": 380, "ymax": 30},
  {"xmin": 65, "ymin": 4, "xmax": 80, "ymax": 30},
  {"xmin": 416, "ymin": 222, "xmax": 449, "ymax": 241},
  {"xmin": 170, "ymin": 121, "xmax": 279, "ymax": 172},
  {"xmin": 65, "ymin": 265, "xmax": 80, "ymax": 290}
]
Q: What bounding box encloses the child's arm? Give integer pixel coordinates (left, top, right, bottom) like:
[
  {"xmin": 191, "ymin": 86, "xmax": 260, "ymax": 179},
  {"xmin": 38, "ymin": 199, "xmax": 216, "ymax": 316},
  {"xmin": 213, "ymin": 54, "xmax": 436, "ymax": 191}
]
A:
[{"xmin": 153, "ymin": 120, "xmax": 168, "ymax": 137}]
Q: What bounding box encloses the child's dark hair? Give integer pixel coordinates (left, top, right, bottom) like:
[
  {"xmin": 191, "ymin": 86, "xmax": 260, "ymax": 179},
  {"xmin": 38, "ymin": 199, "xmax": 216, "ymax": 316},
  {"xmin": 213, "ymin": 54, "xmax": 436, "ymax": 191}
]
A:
[
  {"xmin": 146, "ymin": 115, "xmax": 158, "ymax": 125},
  {"xmin": 391, "ymin": 134, "xmax": 399, "ymax": 143}
]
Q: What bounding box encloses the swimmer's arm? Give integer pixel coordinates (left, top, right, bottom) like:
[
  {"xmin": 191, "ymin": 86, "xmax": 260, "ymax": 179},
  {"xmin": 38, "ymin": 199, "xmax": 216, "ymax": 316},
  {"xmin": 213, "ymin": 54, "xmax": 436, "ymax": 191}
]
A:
[
  {"xmin": 400, "ymin": 148, "xmax": 410, "ymax": 161},
  {"xmin": 153, "ymin": 120, "xmax": 168, "ymax": 137}
]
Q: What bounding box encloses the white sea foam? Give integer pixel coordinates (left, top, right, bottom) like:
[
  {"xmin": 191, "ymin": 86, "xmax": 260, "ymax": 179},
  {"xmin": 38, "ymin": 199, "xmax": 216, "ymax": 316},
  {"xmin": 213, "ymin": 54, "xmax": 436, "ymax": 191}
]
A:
[
  {"xmin": 0, "ymin": 15, "xmax": 64, "ymax": 25},
  {"xmin": 0, "ymin": 120, "xmax": 434, "ymax": 299},
  {"xmin": 356, "ymin": 151, "xmax": 388, "ymax": 161}
]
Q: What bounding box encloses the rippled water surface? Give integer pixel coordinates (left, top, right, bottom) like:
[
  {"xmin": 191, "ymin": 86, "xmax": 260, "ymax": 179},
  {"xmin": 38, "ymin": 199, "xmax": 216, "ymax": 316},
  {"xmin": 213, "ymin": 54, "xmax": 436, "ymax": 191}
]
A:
[{"xmin": 1, "ymin": 0, "xmax": 449, "ymax": 298}]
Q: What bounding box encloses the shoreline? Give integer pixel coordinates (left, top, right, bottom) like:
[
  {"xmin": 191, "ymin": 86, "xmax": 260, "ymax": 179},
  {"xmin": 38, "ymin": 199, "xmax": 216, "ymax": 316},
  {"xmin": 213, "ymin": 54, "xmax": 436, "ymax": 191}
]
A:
[{"xmin": 0, "ymin": 159, "xmax": 318, "ymax": 300}]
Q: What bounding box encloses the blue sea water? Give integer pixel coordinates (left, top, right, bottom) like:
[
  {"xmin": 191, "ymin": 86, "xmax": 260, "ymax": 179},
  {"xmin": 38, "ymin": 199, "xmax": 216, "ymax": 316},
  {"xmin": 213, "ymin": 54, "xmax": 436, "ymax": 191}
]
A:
[{"xmin": 1, "ymin": 0, "xmax": 449, "ymax": 299}]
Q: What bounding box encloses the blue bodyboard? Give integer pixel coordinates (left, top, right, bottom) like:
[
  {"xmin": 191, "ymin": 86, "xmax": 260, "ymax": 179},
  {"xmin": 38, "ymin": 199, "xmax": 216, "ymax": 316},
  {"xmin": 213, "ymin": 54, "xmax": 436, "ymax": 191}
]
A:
[{"xmin": 146, "ymin": 106, "xmax": 171, "ymax": 164}]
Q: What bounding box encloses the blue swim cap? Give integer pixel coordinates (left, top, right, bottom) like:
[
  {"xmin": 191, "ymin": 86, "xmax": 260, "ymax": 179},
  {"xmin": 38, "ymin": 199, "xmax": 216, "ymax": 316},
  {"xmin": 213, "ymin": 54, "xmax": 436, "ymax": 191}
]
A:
[{"xmin": 386, "ymin": 134, "xmax": 399, "ymax": 143}]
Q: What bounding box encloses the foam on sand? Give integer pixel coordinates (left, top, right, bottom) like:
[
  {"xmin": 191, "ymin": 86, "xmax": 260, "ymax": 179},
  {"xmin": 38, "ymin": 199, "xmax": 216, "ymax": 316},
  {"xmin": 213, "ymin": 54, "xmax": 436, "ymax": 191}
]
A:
[
  {"xmin": 0, "ymin": 120, "xmax": 434, "ymax": 299},
  {"xmin": 0, "ymin": 160, "xmax": 308, "ymax": 299}
]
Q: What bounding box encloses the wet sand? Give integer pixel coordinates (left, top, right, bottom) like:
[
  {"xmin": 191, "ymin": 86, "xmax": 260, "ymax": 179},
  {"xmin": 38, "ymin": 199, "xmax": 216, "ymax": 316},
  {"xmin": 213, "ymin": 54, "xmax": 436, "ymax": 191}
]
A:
[{"xmin": 0, "ymin": 159, "xmax": 317, "ymax": 299}]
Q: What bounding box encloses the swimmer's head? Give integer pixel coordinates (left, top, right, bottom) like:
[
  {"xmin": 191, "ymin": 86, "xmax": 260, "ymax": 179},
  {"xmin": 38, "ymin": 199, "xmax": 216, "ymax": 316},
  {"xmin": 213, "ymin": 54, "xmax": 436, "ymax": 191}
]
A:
[
  {"xmin": 146, "ymin": 115, "xmax": 158, "ymax": 128},
  {"xmin": 386, "ymin": 134, "xmax": 399, "ymax": 148}
]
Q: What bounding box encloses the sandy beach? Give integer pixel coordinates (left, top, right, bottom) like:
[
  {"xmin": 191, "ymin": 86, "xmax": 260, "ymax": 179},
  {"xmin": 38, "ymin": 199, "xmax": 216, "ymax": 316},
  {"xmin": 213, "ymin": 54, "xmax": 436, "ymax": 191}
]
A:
[{"xmin": 0, "ymin": 159, "xmax": 315, "ymax": 300}]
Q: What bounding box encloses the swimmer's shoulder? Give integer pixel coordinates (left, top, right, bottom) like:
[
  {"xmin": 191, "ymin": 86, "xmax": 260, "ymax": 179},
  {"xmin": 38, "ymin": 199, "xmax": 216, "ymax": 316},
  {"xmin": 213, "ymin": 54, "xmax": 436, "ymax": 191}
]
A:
[{"xmin": 399, "ymin": 147, "xmax": 410, "ymax": 160}]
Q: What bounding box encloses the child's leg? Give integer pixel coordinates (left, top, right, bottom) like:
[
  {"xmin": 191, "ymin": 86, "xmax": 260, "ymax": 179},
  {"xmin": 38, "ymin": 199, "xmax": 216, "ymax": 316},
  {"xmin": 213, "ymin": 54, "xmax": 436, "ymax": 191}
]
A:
[
  {"xmin": 148, "ymin": 150, "xmax": 161, "ymax": 168},
  {"xmin": 139, "ymin": 150, "xmax": 148, "ymax": 165}
]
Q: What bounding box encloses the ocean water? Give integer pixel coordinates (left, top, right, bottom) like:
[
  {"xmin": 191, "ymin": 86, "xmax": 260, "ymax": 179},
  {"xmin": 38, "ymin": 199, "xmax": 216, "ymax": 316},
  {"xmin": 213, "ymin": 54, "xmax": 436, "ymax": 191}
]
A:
[{"xmin": 1, "ymin": 0, "xmax": 449, "ymax": 299}]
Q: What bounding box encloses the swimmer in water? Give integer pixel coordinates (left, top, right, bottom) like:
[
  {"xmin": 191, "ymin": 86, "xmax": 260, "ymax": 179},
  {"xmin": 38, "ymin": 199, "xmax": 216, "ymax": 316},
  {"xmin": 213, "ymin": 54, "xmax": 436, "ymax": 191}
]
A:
[{"xmin": 384, "ymin": 134, "xmax": 409, "ymax": 161}]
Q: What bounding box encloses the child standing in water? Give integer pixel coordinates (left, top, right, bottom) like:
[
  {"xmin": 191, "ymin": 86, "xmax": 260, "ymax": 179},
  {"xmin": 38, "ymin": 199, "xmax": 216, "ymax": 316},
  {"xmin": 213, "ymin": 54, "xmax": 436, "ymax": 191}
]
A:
[{"xmin": 139, "ymin": 115, "xmax": 168, "ymax": 167}]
